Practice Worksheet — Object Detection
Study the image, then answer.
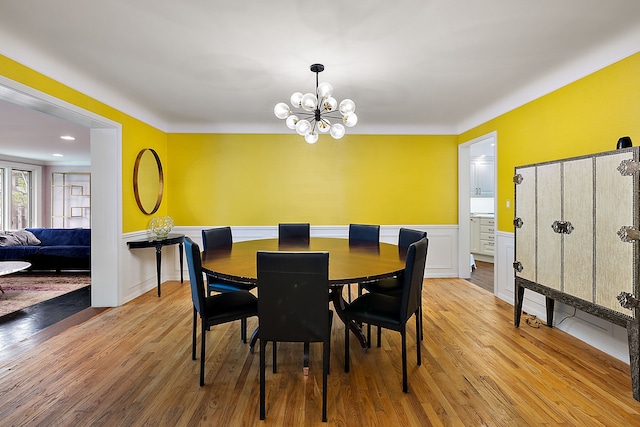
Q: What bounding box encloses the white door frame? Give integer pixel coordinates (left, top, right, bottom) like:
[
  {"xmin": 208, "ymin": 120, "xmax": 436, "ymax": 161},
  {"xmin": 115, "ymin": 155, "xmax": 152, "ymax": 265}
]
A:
[
  {"xmin": 457, "ymin": 131, "xmax": 497, "ymax": 281},
  {"xmin": 0, "ymin": 76, "xmax": 122, "ymax": 307}
]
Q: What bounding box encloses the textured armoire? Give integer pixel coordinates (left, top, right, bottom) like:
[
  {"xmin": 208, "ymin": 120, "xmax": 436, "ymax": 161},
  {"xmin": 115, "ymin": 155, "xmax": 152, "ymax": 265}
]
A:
[{"xmin": 513, "ymin": 147, "xmax": 640, "ymax": 401}]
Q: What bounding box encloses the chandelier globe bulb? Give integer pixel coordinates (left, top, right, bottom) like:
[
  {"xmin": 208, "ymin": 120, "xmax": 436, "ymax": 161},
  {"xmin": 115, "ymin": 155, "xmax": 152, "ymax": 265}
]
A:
[
  {"xmin": 274, "ymin": 102, "xmax": 290, "ymax": 119},
  {"xmin": 286, "ymin": 115, "xmax": 299, "ymax": 130},
  {"xmin": 330, "ymin": 123, "xmax": 346, "ymax": 139},
  {"xmin": 317, "ymin": 82, "xmax": 333, "ymax": 99},
  {"xmin": 338, "ymin": 99, "xmax": 355, "ymax": 115},
  {"xmin": 305, "ymin": 131, "xmax": 319, "ymax": 144},
  {"xmin": 300, "ymin": 93, "xmax": 318, "ymax": 112},
  {"xmin": 295, "ymin": 119, "xmax": 311, "ymax": 136},
  {"xmin": 343, "ymin": 112, "xmax": 358, "ymax": 128},
  {"xmin": 290, "ymin": 92, "xmax": 303, "ymax": 108}
]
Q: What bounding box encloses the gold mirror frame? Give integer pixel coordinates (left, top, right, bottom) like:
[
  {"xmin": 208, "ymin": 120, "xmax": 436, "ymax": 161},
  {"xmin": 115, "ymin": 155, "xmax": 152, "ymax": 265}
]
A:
[{"xmin": 133, "ymin": 148, "xmax": 164, "ymax": 215}]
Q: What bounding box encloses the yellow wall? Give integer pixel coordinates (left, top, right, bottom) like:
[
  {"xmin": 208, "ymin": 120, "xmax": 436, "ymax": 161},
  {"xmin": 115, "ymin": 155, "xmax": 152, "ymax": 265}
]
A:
[
  {"xmin": 460, "ymin": 52, "xmax": 640, "ymax": 232},
  {"xmin": 166, "ymin": 133, "xmax": 458, "ymax": 225},
  {"xmin": 0, "ymin": 55, "xmax": 168, "ymax": 233}
]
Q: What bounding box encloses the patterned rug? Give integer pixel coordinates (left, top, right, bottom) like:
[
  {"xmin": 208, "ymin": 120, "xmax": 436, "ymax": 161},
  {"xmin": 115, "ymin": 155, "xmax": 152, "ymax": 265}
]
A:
[{"xmin": 0, "ymin": 272, "xmax": 91, "ymax": 316}]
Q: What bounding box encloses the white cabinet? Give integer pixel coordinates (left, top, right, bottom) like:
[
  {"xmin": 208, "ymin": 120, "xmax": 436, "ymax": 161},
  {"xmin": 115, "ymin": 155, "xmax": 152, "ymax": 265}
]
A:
[
  {"xmin": 470, "ymin": 215, "xmax": 494, "ymax": 260},
  {"xmin": 470, "ymin": 158, "xmax": 494, "ymax": 197}
]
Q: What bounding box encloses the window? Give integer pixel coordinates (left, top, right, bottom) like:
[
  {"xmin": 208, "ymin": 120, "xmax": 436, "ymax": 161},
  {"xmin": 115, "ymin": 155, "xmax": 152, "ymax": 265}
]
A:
[{"xmin": 0, "ymin": 161, "xmax": 41, "ymax": 230}]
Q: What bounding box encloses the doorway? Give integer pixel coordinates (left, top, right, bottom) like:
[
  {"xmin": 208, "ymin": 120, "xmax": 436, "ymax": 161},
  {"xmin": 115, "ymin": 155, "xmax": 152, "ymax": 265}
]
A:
[
  {"xmin": 0, "ymin": 76, "xmax": 122, "ymax": 307},
  {"xmin": 458, "ymin": 132, "xmax": 496, "ymax": 292}
]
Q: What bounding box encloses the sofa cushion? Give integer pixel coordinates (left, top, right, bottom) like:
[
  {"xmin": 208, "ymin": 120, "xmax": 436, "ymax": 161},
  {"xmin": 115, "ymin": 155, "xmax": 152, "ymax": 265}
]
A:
[
  {"xmin": 0, "ymin": 230, "xmax": 41, "ymax": 246},
  {"xmin": 26, "ymin": 228, "xmax": 91, "ymax": 247}
]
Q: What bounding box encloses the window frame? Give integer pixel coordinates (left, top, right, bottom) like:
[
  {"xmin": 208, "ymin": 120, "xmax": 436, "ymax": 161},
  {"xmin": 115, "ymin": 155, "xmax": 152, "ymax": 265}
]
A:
[{"xmin": 0, "ymin": 160, "xmax": 42, "ymax": 230}]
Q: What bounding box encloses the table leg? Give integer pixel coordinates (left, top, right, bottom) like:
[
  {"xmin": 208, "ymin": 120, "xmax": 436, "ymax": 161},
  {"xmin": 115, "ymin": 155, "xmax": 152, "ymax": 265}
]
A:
[
  {"xmin": 330, "ymin": 285, "xmax": 367, "ymax": 348},
  {"xmin": 155, "ymin": 245, "xmax": 162, "ymax": 297}
]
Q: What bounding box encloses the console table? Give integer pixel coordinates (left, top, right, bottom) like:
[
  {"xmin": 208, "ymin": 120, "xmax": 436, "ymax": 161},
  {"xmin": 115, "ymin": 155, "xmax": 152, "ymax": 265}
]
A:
[{"xmin": 128, "ymin": 233, "xmax": 184, "ymax": 297}]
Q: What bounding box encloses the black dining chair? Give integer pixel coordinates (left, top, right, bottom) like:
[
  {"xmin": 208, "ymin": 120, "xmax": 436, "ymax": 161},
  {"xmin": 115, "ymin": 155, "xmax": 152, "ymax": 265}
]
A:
[
  {"xmin": 347, "ymin": 224, "xmax": 380, "ymax": 302},
  {"xmin": 257, "ymin": 251, "xmax": 332, "ymax": 422},
  {"xmin": 202, "ymin": 227, "xmax": 255, "ymax": 342},
  {"xmin": 184, "ymin": 237, "xmax": 258, "ymax": 386},
  {"xmin": 278, "ymin": 223, "xmax": 310, "ymax": 244},
  {"xmin": 344, "ymin": 236, "xmax": 428, "ymax": 393},
  {"xmin": 359, "ymin": 228, "xmax": 428, "ymax": 347}
]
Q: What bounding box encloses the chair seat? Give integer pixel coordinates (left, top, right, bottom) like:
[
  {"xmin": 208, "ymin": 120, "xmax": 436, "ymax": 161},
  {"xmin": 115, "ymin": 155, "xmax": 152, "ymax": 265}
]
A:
[
  {"xmin": 361, "ymin": 276, "xmax": 402, "ymax": 296},
  {"xmin": 344, "ymin": 292, "xmax": 403, "ymax": 330},
  {"xmin": 204, "ymin": 290, "xmax": 258, "ymax": 324}
]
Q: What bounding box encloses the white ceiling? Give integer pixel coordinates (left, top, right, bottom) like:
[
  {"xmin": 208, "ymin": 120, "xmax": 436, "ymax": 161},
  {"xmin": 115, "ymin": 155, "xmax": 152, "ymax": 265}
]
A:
[{"xmin": 0, "ymin": 0, "xmax": 639, "ymax": 165}]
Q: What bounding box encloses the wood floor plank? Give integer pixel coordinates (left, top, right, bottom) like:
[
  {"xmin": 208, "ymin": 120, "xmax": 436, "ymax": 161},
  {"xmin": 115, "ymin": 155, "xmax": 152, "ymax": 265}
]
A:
[{"xmin": 0, "ymin": 278, "xmax": 639, "ymax": 426}]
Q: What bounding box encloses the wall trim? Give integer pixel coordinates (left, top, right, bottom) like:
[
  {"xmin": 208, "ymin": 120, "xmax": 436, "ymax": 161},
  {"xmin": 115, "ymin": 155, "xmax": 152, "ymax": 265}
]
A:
[{"xmin": 121, "ymin": 224, "xmax": 459, "ymax": 303}]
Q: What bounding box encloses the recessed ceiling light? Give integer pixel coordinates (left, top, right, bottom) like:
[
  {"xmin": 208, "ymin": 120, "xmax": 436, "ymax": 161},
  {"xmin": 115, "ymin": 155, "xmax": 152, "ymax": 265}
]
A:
[
  {"xmin": 60, "ymin": 135, "xmax": 75, "ymax": 140},
  {"xmin": 52, "ymin": 153, "xmax": 64, "ymax": 157}
]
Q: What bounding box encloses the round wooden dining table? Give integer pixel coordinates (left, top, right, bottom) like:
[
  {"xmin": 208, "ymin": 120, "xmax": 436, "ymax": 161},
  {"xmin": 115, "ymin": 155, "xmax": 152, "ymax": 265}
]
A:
[{"xmin": 200, "ymin": 237, "xmax": 407, "ymax": 348}]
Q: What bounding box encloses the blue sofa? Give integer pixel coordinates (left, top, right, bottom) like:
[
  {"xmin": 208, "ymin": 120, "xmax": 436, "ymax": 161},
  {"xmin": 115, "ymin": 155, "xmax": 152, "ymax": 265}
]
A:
[{"xmin": 0, "ymin": 228, "xmax": 91, "ymax": 271}]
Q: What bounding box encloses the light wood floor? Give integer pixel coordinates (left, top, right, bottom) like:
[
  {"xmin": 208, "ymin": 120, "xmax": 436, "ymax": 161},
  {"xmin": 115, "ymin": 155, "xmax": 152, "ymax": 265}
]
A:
[{"xmin": 1, "ymin": 278, "xmax": 638, "ymax": 426}]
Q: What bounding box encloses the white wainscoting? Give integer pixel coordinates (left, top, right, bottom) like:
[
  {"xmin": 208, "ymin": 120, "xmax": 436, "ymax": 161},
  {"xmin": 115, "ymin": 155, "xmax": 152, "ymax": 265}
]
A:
[
  {"xmin": 121, "ymin": 224, "xmax": 459, "ymax": 304},
  {"xmin": 495, "ymin": 231, "xmax": 629, "ymax": 363}
]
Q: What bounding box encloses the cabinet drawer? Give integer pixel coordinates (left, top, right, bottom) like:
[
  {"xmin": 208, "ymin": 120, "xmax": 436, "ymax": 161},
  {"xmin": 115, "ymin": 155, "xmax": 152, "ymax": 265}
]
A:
[
  {"xmin": 480, "ymin": 217, "xmax": 495, "ymax": 226},
  {"xmin": 481, "ymin": 241, "xmax": 495, "ymax": 254},
  {"xmin": 481, "ymin": 232, "xmax": 494, "ymax": 241},
  {"xmin": 480, "ymin": 225, "xmax": 494, "ymax": 233}
]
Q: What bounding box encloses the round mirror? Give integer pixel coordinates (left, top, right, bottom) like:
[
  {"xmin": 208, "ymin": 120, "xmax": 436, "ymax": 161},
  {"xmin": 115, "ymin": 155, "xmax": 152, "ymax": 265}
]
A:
[{"xmin": 133, "ymin": 148, "xmax": 164, "ymax": 215}]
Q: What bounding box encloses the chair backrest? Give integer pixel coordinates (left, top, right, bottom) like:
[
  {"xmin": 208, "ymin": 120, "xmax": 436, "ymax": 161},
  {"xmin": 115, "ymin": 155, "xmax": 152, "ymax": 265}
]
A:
[
  {"xmin": 348, "ymin": 224, "xmax": 380, "ymax": 244},
  {"xmin": 185, "ymin": 237, "xmax": 207, "ymax": 316},
  {"xmin": 257, "ymin": 251, "xmax": 330, "ymax": 343},
  {"xmin": 202, "ymin": 227, "xmax": 233, "ymax": 251},
  {"xmin": 278, "ymin": 223, "xmax": 310, "ymax": 244},
  {"xmin": 398, "ymin": 228, "xmax": 427, "ymax": 248},
  {"xmin": 400, "ymin": 236, "xmax": 429, "ymax": 322}
]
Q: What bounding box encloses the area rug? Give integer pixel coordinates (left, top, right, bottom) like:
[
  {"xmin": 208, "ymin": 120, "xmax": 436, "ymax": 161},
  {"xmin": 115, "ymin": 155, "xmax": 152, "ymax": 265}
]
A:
[{"xmin": 0, "ymin": 272, "xmax": 91, "ymax": 317}]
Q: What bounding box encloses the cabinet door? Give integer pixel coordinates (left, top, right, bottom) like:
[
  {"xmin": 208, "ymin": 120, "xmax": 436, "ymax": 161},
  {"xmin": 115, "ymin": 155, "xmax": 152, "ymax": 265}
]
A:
[
  {"xmin": 515, "ymin": 166, "xmax": 536, "ymax": 283},
  {"xmin": 470, "ymin": 160, "xmax": 494, "ymax": 197},
  {"xmin": 476, "ymin": 161, "xmax": 495, "ymax": 197},
  {"xmin": 595, "ymin": 152, "xmax": 635, "ymax": 315},
  {"xmin": 537, "ymin": 163, "xmax": 562, "ymax": 291},
  {"xmin": 563, "ymin": 158, "xmax": 594, "ymax": 300}
]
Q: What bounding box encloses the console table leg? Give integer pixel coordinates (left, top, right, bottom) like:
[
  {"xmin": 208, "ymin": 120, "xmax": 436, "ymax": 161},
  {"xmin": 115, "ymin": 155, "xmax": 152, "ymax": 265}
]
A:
[
  {"xmin": 155, "ymin": 246, "xmax": 162, "ymax": 297},
  {"xmin": 627, "ymin": 321, "xmax": 640, "ymax": 401},
  {"xmin": 178, "ymin": 242, "xmax": 184, "ymax": 283}
]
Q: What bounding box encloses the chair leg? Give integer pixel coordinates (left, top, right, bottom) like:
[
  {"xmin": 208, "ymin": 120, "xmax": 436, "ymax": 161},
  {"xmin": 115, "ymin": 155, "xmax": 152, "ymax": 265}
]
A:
[
  {"xmin": 344, "ymin": 320, "xmax": 350, "ymax": 373},
  {"xmin": 401, "ymin": 327, "xmax": 407, "ymax": 393},
  {"xmin": 366, "ymin": 324, "xmax": 371, "ymax": 348},
  {"xmin": 322, "ymin": 340, "xmax": 329, "ymax": 422},
  {"xmin": 303, "ymin": 342, "xmax": 310, "ymax": 375},
  {"xmin": 260, "ymin": 339, "xmax": 267, "ymax": 420},
  {"xmin": 419, "ymin": 303, "xmax": 424, "ymax": 341},
  {"xmin": 241, "ymin": 318, "xmax": 247, "ymax": 343},
  {"xmin": 272, "ymin": 341, "xmax": 277, "ymax": 373},
  {"xmin": 347, "ymin": 283, "xmax": 352, "ymax": 303},
  {"xmin": 192, "ymin": 307, "xmax": 197, "ymax": 361},
  {"xmin": 377, "ymin": 326, "xmax": 382, "ymax": 348},
  {"xmin": 200, "ymin": 320, "xmax": 206, "ymax": 387},
  {"xmin": 416, "ymin": 311, "xmax": 422, "ymax": 366}
]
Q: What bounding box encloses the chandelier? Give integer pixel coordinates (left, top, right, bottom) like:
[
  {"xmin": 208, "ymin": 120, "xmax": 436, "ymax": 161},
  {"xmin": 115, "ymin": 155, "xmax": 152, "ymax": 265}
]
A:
[{"xmin": 274, "ymin": 63, "xmax": 357, "ymax": 144}]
